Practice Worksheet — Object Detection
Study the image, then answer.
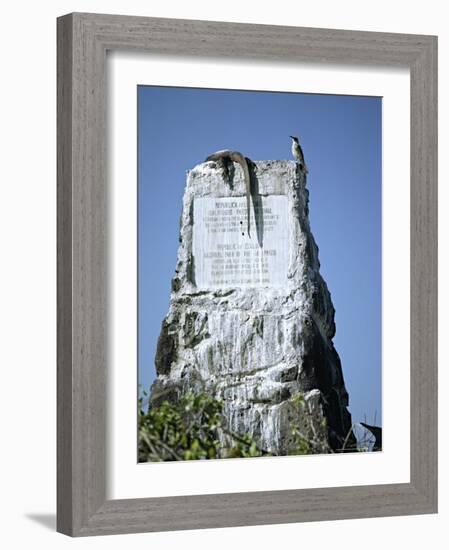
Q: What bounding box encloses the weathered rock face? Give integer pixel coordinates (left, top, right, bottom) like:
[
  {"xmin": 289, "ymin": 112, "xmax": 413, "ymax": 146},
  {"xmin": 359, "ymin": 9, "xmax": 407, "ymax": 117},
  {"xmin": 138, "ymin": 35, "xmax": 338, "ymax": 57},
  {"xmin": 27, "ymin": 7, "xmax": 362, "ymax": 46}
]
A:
[{"xmin": 150, "ymin": 159, "xmax": 353, "ymax": 454}]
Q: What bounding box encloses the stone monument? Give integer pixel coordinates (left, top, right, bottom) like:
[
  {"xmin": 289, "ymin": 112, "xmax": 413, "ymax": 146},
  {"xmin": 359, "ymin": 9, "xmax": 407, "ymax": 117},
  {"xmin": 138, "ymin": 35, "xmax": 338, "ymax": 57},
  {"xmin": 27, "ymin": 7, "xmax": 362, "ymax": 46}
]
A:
[{"xmin": 150, "ymin": 157, "xmax": 354, "ymax": 454}]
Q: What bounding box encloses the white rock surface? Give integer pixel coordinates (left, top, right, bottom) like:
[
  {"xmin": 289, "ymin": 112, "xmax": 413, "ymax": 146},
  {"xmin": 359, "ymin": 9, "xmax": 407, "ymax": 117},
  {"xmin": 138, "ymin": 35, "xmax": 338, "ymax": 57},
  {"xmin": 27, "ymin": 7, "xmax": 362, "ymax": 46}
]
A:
[{"xmin": 150, "ymin": 159, "xmax": 354, "ymax": 454}]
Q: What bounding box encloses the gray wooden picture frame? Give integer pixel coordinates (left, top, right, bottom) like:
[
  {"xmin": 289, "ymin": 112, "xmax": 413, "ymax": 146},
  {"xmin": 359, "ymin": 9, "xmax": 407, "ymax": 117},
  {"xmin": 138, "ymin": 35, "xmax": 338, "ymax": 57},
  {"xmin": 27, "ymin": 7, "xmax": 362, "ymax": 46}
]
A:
[{"xmin": 57, "ymin": 12, "xmax": 438, "ymax": 537}]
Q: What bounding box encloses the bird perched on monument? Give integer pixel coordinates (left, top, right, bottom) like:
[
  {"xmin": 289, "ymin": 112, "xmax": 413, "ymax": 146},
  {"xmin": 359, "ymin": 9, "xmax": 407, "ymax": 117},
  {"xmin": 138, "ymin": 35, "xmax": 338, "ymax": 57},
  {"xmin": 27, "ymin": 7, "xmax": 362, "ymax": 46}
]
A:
[{"xmin": 290, "ymin": 135, "xmax": 308, "ymax": 174}]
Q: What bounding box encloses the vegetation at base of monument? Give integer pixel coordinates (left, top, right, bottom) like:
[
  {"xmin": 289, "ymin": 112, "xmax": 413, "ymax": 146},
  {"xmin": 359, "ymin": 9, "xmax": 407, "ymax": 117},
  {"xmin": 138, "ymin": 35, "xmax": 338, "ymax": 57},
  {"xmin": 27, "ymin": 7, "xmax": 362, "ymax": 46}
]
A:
[
  {"xmin": 138, "ymin": 390, "xmax": 327, "ymax": 462},
  {"xmin": 285, "ymin": 392, "xmax": 329, "ymax": 455},
  {"xmin": 138, "ymin": 391, "xmax": 264, "ymax": 461}
]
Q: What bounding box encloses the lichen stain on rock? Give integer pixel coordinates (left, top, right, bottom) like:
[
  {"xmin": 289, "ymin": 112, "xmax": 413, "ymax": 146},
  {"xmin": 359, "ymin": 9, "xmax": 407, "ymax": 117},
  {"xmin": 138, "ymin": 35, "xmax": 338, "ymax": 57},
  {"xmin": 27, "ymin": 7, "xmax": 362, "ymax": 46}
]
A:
[{"xmin": 154, "ymin": 317, "xmax": 178, "ymax": 376}]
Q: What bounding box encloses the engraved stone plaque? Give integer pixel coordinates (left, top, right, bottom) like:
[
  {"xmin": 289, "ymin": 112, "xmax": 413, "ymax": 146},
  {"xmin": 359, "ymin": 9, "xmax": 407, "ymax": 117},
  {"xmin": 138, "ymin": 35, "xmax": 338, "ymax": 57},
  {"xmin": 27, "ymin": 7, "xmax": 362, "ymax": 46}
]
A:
[{"xmin": 192, "ymin": 195, "xmax": 289, "ymax": 289}]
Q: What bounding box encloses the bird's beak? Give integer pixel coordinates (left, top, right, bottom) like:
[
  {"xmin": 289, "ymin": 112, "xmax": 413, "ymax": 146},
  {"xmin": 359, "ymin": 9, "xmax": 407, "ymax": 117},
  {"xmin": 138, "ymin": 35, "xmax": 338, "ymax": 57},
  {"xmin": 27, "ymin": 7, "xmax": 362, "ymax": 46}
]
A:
[{"xmin": 289, "ymin": 136, "xmax": 294, "ymax": 139}]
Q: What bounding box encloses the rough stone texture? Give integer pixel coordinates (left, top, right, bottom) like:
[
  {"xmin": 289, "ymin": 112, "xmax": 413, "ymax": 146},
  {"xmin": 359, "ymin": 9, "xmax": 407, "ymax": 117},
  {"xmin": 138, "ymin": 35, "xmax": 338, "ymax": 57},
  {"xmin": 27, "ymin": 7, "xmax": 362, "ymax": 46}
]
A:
[{"xmin": 150, "ymin": 159, "xmax": 354, "ymax": 454}]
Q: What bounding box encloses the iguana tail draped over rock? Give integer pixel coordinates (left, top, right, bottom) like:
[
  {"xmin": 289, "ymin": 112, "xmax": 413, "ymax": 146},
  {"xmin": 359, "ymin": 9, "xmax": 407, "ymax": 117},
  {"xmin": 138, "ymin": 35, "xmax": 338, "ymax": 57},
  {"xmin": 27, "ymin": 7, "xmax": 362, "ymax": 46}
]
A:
[{"xmin": 205, "ymin": 149, "xmax": 252, "ymax": 238}]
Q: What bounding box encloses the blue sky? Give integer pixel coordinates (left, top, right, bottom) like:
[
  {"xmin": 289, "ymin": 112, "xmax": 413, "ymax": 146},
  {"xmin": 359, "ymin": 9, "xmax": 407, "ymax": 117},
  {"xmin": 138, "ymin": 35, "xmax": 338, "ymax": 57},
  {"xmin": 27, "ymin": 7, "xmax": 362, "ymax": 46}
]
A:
[{"xmin": 138, "ymin": 86, "xmax": 382, "ymax": 426}]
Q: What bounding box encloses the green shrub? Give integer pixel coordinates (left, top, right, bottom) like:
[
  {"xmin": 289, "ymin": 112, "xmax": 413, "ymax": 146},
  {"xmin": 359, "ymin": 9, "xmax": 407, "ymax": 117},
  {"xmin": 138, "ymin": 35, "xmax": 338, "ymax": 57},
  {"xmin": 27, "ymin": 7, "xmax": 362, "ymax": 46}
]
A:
[{"xmin": 138, "ymin": 391, "xmax": 267, "ymax": 461}]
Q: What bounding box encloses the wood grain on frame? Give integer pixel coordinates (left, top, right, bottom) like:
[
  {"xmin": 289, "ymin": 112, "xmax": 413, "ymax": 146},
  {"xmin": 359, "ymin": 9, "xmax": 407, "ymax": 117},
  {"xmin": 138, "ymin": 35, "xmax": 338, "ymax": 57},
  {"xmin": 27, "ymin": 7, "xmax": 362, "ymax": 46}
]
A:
[{"xmin": 57, "ymin": 12, "xmax": 437, "ymax": 536}]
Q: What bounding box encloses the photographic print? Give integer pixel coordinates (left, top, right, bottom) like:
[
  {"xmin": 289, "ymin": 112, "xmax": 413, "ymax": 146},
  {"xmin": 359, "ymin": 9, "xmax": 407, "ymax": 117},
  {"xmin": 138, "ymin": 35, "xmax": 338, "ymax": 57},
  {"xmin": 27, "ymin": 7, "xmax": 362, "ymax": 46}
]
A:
[
  {"xmin": 56, "ymin": 14, "xmax": 437, "ymax": 535},
  {"xmin": 137, "ymin": 86, "xmax": 382, "ymax": 462}
]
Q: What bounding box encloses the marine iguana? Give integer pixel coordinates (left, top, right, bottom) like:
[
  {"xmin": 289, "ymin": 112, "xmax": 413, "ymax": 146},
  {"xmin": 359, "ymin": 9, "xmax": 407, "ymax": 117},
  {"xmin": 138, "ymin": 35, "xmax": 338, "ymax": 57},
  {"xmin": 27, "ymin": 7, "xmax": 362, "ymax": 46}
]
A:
[{"xmin": 205, "ymin": 149, "xmax": 252, "ymax": 238}]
